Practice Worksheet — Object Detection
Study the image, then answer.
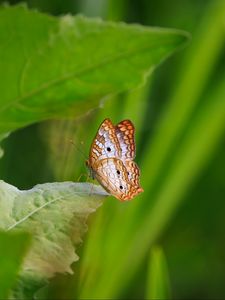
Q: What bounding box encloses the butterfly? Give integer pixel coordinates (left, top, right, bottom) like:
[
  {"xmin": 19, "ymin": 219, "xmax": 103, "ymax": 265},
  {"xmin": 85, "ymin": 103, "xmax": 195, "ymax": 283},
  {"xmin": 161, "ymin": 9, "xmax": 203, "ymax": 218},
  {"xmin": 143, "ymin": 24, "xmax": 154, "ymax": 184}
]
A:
[{"xmin": 86, "ymin": 118, "xmax": 143, "ymax": 201}]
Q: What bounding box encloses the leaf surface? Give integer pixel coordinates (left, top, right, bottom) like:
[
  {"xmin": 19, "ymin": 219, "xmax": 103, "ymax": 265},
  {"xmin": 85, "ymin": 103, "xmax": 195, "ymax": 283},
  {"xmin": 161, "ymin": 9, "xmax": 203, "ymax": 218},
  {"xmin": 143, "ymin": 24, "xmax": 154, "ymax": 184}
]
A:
[
  {"xmin": 0, "ymin": 181, "xmax": 107, "ymax": 282},
  {"xmin": 0, "ymin": 5, "xmax": 189, "ymax": 134}
]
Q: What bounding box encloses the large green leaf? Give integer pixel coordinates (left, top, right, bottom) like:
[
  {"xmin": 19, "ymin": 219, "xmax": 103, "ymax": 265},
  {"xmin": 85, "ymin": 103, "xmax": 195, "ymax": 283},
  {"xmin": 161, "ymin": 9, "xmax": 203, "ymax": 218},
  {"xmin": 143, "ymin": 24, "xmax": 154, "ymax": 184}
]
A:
[
  {"xmin": 0, "ymin": 180, "xmax": 107, "ymax": 297},
  {"xmin": 0, "ymin": 4, "xmax": 188, "ymax": 134}
]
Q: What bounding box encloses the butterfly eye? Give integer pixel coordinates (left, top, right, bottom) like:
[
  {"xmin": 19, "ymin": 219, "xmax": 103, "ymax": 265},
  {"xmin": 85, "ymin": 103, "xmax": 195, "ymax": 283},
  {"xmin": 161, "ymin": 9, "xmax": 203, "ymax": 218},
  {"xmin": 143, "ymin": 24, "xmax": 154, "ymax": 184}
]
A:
[
  {"xmin": 127, "ymin": 172, "xmax": 129, "ymax": 175},
  {"xmin": 107, "ymin": 147, "xmax": 111, "ymax": 152},
  {"xmin": 119, "ymin": 185, "xmax": 123, "ymax": 190},
  {"xmin": 117, "ymin": 170, "xmax": 120, "ymax": 175}
]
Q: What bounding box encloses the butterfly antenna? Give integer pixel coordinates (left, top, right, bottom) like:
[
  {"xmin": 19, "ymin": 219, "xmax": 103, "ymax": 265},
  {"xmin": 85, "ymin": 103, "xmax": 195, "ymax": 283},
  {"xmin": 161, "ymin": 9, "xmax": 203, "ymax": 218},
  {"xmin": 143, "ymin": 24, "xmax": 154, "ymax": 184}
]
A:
[{"xmin": 68, "ymin": 139, "xmax": 87, "ymax": 160}]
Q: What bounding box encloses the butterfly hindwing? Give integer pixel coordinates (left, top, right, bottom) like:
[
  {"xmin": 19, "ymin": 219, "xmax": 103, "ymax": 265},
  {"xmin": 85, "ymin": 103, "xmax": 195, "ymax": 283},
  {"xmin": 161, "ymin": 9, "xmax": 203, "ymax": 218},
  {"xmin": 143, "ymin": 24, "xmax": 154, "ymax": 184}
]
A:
[
  {"xmin": 94, "ymin": 158, "xmax": 141, "ymax": 201},
  {"xmin": 125, "ymin": 160, "xmax": 142, "ymax": 188}
]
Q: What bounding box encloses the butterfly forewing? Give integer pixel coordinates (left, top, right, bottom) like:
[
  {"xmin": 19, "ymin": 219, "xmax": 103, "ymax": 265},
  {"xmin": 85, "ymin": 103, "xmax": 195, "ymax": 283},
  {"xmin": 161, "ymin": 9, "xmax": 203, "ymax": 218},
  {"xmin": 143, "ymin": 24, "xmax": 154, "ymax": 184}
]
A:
[
  {"xmin": 89, "ymin": 118, "xmax": 121, "ymax": 167},
  {"xmin": 116, "ymin": 120, "xmax": 135, "ymax": 160}
]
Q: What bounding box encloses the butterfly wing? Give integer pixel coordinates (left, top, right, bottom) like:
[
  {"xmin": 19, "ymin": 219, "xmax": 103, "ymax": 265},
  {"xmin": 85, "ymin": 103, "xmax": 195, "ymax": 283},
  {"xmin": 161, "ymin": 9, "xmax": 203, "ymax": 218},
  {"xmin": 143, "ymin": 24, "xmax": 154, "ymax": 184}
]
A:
[
  {"xmin": 88, "ymin": 118, "xmax": 121, "ymax": 167},
  {"xmin": 87, "ymin": 118, "xmax": 143, "ymax": 200},
  {"xmin": 125, "ymin": 160, "xmax": 142, "ymax": 188},
  {"xmin": 115, "ymin": 120, "xmax": 143, "ymax": 194},
  {"xmin": 115, "ymin": 120, "xmax": 135, "ymax": 160},
  {"xmin": 94, "ymin": 158, "xmax": 143, "ymax": 201}
]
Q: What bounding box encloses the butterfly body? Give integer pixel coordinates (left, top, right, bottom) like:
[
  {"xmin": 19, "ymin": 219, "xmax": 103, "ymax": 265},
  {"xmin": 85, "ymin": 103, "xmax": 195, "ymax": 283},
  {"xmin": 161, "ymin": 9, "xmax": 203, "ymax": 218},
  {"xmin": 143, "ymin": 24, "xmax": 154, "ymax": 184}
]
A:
[{"xmin": 86, "ymin": 118, "xmax": 143, "ymax": 201}]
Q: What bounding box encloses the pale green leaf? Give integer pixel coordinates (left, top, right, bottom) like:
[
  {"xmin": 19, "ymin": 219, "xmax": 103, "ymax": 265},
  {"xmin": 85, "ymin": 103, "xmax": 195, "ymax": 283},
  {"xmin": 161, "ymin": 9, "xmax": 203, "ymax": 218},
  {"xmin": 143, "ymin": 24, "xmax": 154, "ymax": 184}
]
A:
[{"xmin": 0, "ymin": 180, "xmax": 107, "ymax": 292}]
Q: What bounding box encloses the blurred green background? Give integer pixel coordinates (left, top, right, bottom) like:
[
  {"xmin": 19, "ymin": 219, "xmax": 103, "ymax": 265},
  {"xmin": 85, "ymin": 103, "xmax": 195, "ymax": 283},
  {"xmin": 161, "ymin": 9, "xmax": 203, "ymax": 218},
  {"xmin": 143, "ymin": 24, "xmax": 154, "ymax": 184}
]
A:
[{"xmin": 1, "ymin": 0, "xmax": 225, "ymax": 299}]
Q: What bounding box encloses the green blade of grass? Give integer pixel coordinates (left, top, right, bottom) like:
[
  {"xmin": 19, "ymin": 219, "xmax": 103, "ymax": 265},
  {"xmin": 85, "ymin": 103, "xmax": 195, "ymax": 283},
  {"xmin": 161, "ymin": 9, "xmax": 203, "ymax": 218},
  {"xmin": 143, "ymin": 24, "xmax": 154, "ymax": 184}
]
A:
[
  {"xmin": 146, "ymin": 246, "xmax": 171, "ymax": 300},
  {"xmin": 0, "ymin": 231, "xmax": 30, "ymax": 299},
  {"xmin": 141, "ymin": 0, "xmax": 225, "ymax": 194}
]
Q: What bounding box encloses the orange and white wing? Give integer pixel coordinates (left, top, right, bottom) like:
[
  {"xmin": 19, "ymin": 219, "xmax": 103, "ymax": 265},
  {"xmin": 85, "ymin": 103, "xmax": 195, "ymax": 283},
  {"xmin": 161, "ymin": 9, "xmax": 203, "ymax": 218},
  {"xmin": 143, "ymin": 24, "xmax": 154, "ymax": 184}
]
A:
[
  {"xmin": 125, "ymin": 160, "xmax": 142, "ymax": 188},
  {"xmin": 94, "ymin": 158, "xmax": 143, "ymax": 201},
  {"xmin": 115, "ymin": 120, "xmax": 135, "ymax": 160},
  {"xmin": 88, "ymin": 118, "xmax": 121, "ymax": 166}
]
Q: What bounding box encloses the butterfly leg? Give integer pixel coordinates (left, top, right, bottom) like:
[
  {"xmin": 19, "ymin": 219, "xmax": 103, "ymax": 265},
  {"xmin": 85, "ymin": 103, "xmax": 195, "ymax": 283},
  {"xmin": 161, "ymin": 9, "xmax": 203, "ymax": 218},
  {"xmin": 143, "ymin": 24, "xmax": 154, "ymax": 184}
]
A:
[{"xmin": 76, "ymin": 172, "xmax": 89, "ymax": 182}]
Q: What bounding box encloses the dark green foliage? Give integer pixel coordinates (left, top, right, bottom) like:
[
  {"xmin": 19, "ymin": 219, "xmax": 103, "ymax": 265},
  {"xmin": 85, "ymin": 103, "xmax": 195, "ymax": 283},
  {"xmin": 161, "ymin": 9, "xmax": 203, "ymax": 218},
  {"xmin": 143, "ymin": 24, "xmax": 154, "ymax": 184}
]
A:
[{"xmin": 0, "ymin": 231, "xmax": 30, "ymax": 299}]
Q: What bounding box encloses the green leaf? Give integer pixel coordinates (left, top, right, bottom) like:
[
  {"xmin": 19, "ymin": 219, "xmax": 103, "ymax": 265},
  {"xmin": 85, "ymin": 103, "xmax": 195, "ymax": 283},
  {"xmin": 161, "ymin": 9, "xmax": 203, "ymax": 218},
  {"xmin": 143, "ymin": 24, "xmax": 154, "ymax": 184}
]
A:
[
  {"xmin": 146, "ymin": 246, "xmax": 171, "ymax": 300},
  {"xmin": 0, "ymin": 4, "xmax": 189, "ymax": 135},
  {"xmin": 0, "ymin": 231, "xmax": 30, "ymax": 299},
  {"xmin": 0, "ymin": 180, "xmax": 107, "ymax": 296}
]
